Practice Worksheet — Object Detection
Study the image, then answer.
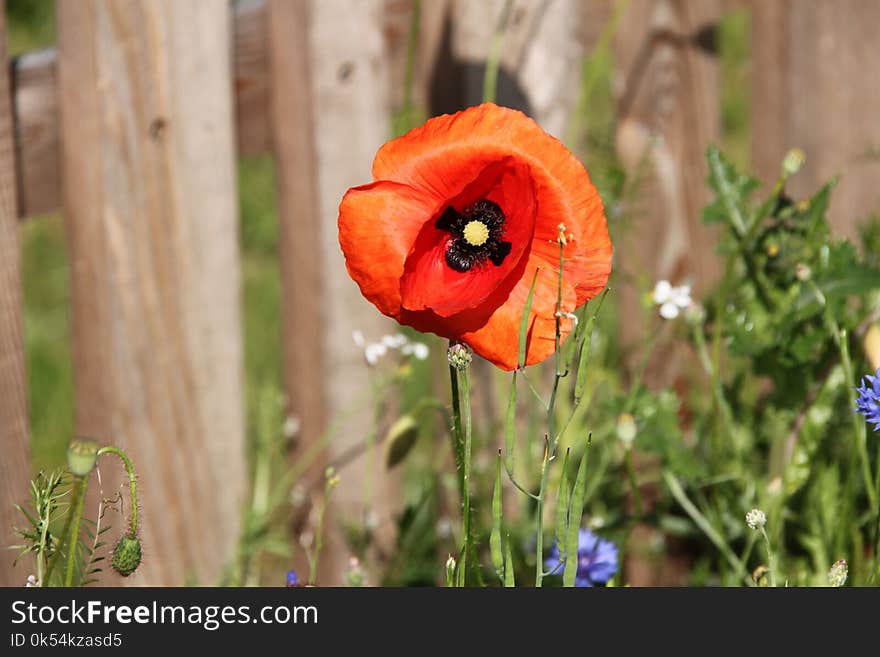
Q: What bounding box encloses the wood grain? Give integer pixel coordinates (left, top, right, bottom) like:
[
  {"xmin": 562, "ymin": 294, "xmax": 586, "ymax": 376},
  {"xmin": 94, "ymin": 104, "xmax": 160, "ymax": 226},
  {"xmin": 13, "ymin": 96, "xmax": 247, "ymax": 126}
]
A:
[
  {"xmin": 307, "ymin": 0, "xmax": 397, "ymax": 583},
  {"xmin": 613, "ymin": 0, "xmax": 721, "ymax": 368},
  {"xmin": 751, "ymin": 0, "xmax": 880, "ymax": 240},
  {"xmin": 56, "ymin": 0, "xmax": 245, "ymax": 586},
  {"xmin": 0, "ymin": 2, "xmax": 32, "ymax": 587},
  {"xmin": 13, "ymin": 0, "xmax": 269, "ymax": 219},
  {"xmin": 267, "ymin": 0, "xmax": 329, "ymax": 577}
]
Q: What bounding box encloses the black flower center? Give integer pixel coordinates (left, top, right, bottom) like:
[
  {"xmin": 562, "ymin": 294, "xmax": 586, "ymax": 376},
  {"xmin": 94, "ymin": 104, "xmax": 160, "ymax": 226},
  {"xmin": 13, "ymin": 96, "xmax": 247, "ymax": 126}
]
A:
[{"xmin": 435, "ymin": 200, "xmax": 513, "ymax": 273}]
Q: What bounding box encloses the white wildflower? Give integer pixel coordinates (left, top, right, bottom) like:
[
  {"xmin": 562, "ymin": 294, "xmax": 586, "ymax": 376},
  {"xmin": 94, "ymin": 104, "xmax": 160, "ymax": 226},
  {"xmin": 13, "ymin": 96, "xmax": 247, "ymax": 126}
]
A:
[
  {"xmin": 746, "ymin": 508, "xmax": 767, "ymax": 530},
  {"xmin": 653, "ymin": 279, "xmax": 692, "ymax": 320},
  {"xmin": 25, "ymin": 575, "xmax": 38, "ymax": 587},
  {"xmin": 364, "ymin": 342, "xmax": 388, "ymax": 366}
]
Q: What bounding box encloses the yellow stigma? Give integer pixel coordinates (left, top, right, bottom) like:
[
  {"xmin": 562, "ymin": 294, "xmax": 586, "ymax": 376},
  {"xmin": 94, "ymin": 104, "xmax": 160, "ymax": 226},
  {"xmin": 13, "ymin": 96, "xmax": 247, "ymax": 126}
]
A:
[{"xmin": 463, "ymin": 220, "xmax": 489, "ymax": 246}]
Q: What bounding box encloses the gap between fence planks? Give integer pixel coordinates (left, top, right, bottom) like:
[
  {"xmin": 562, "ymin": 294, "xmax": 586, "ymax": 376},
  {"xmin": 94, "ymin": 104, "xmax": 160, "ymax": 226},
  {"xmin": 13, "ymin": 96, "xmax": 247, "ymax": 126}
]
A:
[
  {"xmin": 0, "ymin": 2, "xmax": 32, "ymax": 587},
  {"xmin": 56, "ymin": 0, "xmax": 245, "ymax": 586},
  {"xmin": 13, "ymin": 0, "xmax": 269, "ymax": 219}
]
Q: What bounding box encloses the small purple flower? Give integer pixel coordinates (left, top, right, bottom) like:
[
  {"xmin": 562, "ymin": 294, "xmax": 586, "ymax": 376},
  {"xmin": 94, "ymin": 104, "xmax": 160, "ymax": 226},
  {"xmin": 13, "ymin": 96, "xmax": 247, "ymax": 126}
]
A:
[
  {"xmin": 545, "ymin": 528, "xmax": 619, "ymax": 587},
  {"xmin": 855, "ymin": 368, "xmax": 880, "ymax": 432},
  {"xmin": 286, "ymin": 569, "xmax": 301, "ymax": 587}
]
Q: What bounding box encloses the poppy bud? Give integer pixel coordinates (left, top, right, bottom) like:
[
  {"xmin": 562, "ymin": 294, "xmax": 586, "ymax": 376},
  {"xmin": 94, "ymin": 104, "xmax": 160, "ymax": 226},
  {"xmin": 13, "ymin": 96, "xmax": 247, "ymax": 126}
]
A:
[
  {"xmin": 112, "ymin": 534, "xmax": 143, "ymax": 577},
  {"xmin": 447, "ymin": 343, "xmax": 472, "ymax": 370},
  {"xmin": 66, "ymin": 440, "xmax": 100, "ymax": 477}
]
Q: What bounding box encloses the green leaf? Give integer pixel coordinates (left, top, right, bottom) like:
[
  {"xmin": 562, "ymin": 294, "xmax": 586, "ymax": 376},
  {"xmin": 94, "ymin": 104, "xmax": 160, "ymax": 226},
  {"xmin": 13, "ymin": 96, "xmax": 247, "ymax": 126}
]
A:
[
  {"xmin": 564, "ymin": 435, "xmax": 591, "ymax": 587},
  {"xmin": 575, "ymin": 289, "xmax": 608, "ymax": 402},
  {"xmin": 784, "ymin": 365, "xmax": 844, "ymax": 496},
  {"xmin": 490, "ymin": 454, "xmax": 504, "ymax": 582},
  {"xmin": 503, "ymin": 537, "xmax": 515, "ymax": 587},
  {"xmin": 705, "ymin": 145, "xmax": 759, "ymax": 236},
  {"xmin": 518, "ymin": 270, "xmax": 539, "ymax": 368},
  {"xmin": 504, "ymin": 372, "xmax": 517, "ymax": 474},
  {"xmin": 554, "ymin": 449, "xmax": 571, "ymax": 569}
]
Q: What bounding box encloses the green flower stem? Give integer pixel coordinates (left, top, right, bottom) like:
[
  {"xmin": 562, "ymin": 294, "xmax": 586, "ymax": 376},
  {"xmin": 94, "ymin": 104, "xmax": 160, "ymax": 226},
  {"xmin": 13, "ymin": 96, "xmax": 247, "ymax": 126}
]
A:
[
  {"xmin": 482, "ymin": 0, "xmax": 514, "ymax": 104},
  {"xmin": 809, "ymin": 282, "xmax": 878, "ymax": 512},
  {"xmin": 64, "ymin": 476, "xmax": 88, "ymax": 587},
  {"xmin": 534, "ymin": 438, "xmax": 552, "ymax": 587},
  {"xmin": 535, "ymin": 237, "xmax": 568, "ymax": 587},
  {"xmin": 449, "ymin": 356, "xmax": 475, "ymax": 585},
  {"xmin": 96, "ymin": 446, "xmax": 139, "ymax": 536},
  {"xmin": 694, "ymin": 324, "xmax": 738, "ymax": 462},
  {"xmin": 759, "ymin": 527, "xmax": 778, "ymax": 587},
  {"xmin": 307, "ymin": 473, "xmax": 338, "ymax": 586},
  {"xmin": 623, "ymin": 449, "xmax": 643, "ymax": 518},
  {"xmin": 400, "ymin": 0, "xmax": 420, "ymax": 132}
]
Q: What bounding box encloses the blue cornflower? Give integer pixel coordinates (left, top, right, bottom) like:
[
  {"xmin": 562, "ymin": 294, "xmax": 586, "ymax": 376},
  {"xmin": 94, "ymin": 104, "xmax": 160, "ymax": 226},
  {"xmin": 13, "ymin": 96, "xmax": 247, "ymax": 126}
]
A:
[
  {"xmin": 286, "ymin": 569, "xmax": 301, "ymax": 587},
  {"xmin": 545, "ymin": 528, "xmax": 619, "ymax": 587},
  {"xmin": 855, "ymin": 368, "xmax": 880, "ymax": 432}
]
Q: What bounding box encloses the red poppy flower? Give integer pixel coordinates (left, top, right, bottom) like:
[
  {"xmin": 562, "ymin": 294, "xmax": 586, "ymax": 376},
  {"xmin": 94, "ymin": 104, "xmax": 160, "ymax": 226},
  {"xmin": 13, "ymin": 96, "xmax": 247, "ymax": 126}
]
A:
[{"xmin": 338, "ymin": 103, "xmax": 612, "ymax": 370}]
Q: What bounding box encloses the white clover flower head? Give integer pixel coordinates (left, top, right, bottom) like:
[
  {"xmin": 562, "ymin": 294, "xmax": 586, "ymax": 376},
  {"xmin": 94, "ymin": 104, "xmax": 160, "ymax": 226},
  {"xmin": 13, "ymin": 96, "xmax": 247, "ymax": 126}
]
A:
[
  {"xmin": 827, "ymin": 560, "xmax": 847, "ymax": 587},
  {"xmin": 746, "ymin": 508, "xmax": 767, "ymax": 531},
  {"xmin": 653, "ymin": 279, "xmax": 692, "ymax": 320}
]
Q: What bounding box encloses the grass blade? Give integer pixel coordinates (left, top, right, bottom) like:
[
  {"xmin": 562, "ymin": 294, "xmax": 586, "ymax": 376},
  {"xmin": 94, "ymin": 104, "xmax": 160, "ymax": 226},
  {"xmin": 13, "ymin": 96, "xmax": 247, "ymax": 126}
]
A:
[
  {"xmin": 564, "ymin": 435, "xmax": 591, "ymax": 587},
  {"xmin": 504, "ymin": 371, "xmax": 517, "ymax": 474},
  {"xmin": 518, "ymin": 270, "xmax": 540, "ymax": 368},
  {"xmin": 490, "ymin": 453, "xmax": 504, "ymax": 581},
  {"xmin": 554, "ymin": 448, "xmax": 571, "ymax": 571},
  {"xmin": 503, "ymin": 537, "xmax": 515, "ymax": 587},
  {"xmin": 574, "ymin": 288, "xmax": 609, "ymax": 402}
]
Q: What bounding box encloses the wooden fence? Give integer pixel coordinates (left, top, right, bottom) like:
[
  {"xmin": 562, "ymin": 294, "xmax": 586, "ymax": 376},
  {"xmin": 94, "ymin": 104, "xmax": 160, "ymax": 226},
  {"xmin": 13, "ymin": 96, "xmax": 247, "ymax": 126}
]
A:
[{"xmin": 1, "ymin": 0, "xmax": 878, "ymax": 586}]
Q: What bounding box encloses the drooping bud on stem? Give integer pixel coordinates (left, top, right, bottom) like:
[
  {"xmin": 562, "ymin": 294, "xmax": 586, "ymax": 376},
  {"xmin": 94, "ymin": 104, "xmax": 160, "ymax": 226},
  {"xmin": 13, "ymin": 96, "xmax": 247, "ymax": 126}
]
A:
[{"xmin": 111, "ymin": 534, "xmax": 143, "ymax": 577}]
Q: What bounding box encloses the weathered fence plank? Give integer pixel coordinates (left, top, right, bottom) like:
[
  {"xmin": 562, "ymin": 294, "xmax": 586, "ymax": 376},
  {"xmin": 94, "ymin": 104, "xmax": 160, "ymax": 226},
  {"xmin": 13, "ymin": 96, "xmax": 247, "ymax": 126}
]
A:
[
  {"xmin": 267, "ymin": 0, "xmax": 333, "ymax": 579},
  {"xmin": 13, "ymin": 0, "xmax": 269, "ymax": 219},
  {"xmin": 307, "ymin": 0, "xmax": 397, "ymax": 584},
  {"xmin": 0, "ymin": 2, "xmax": 32, "ymax": 587},
  {"xmin": 751, "ymin": 0, "xmax": 880, "ymax": 240},
  {"xmin": 56, "ymin": 0, "xmax": 245, "ymax": 585}
]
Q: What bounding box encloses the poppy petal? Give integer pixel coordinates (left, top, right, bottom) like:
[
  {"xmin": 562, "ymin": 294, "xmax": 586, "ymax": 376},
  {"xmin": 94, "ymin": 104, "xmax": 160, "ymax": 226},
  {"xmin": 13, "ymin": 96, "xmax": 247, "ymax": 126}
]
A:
[
  {"xmin": 399, "ymin": 158, "xmax": 536, "ymax": 317},
  {"xmin": 338, "ymin": 181, "xmax": 438, "ymax": 318}
]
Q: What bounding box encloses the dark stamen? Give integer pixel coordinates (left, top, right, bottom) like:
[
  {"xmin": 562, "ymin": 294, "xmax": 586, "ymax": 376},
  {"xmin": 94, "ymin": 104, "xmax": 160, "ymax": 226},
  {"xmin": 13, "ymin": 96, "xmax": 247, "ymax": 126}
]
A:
[{"xmin": 435, "ymin": 199, "xmax": 512, "ymax": 273}]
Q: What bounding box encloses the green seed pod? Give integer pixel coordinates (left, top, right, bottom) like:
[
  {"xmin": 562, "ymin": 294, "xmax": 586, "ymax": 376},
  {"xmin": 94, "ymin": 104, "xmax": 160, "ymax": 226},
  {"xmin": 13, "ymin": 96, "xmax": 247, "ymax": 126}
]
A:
[
  {"xmin": 66, "ymin": 440, "xmax": 101, "ymax": 477},
  {"xmin": 112, "ymin": 534, "xmax": 143, "ymax": 577}
]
